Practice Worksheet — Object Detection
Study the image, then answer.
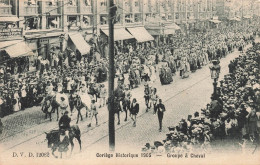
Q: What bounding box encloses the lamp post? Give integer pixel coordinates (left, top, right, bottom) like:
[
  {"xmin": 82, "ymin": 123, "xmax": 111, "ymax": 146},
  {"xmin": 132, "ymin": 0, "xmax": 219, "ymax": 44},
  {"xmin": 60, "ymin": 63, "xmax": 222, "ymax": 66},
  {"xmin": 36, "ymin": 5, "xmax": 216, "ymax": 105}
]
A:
[{"xmin": 209, "ymin": 60, "xmax": 221, "ymax": 99}]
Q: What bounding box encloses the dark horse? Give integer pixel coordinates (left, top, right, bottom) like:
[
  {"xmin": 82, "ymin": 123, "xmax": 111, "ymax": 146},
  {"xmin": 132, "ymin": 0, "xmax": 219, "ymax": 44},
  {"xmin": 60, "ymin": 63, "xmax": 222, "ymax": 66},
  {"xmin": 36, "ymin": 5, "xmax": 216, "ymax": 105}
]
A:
[
  {"xmin": 45, "ymin": 125, "xmax": 82, "ymax": 158},
  {"xmin": 74, "ymin": 95, "xmax": 89, "ymax": 124},
  {"xmin": 122, "ymin": 94, "xmax": 131, "ymax": 122},
  {"xmin": 88, "ymin": 83, "xmax": 99, "ymax": 102},
  {"xmin": 42, "ymin": 95, "xmax": 60, "ymax": 121},
  {"xmin": 114, "ymin": 86, "xmax": 125, "ymax": 125}
]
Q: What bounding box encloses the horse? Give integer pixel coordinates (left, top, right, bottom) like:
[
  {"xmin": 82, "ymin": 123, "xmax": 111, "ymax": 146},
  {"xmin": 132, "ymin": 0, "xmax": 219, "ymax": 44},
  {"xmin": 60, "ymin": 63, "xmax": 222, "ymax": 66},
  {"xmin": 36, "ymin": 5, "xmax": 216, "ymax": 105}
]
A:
[
  {"xmin": 122, "ymin": 93, "xmax": 131, "ymax": 121},
  {"xmin": 113, "ymin": 86, "xmax": 125, "ymax": 125},
  {"xmin": 88, "ymin": 83, "xmax": 99, "ymax": 102},
  {"xmin": 129, "ymin": 69, "xmax": 137, "ymax": 89},
  {"xmin": 42, "ymin": 95, "xmax": 60, "ymax": 121},
  {"xmin": 74, "ymin": 95, "xmax": 89, "ymax": 124},
  {"xmin": 45, "ymin": 125, "xmax": 81, "ymax": 158},
  {"xmin": 144, "ymin": 84, "xmax": 152, "ymax": 112}
]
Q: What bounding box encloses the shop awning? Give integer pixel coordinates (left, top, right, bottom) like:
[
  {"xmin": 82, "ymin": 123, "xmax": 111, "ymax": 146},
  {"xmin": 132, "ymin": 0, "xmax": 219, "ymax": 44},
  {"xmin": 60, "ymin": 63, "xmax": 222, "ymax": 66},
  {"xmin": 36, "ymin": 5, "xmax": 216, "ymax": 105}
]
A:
[
  {"xmin": 243, "ymin": 16, "xmax": 251, "ymax": 19},
  {"xmin": 69, "ymin": 33, "xmax": 91, "ymax": 55},
  {"xmin": 173, "ymin": 23, "xmax": 181, "ymax": 30},
  {"xmin": 5, "ymin": 42, "xmax": 34, "ymax": 58},
  {"xmin": 127, "ymin": 27, "xmax": 154, "ymax": 42},
  {"xmin": 210, "ymin": 19, "xmax": 221, "ymax": 24},
  {"xmin": 229, "ymin": 17, "xmax": 241, "ymax": 21},
  {"xmin": 0, "ymin": 16, "xmax": 20, "ymax": 22},
  {"xmin": 101, "ymin": 28, "xmax": 134, "ymax": 41},
  {"xmin": 163, "ymin": 27, "xmax": 175, "ymax": 35},
  {"xmin": 163, "ymin": 24, "xmax": 179, "ymax": 34},
  {"xmin": 0, "ymin": 40, "xmax": 22, "ymax": 49}
]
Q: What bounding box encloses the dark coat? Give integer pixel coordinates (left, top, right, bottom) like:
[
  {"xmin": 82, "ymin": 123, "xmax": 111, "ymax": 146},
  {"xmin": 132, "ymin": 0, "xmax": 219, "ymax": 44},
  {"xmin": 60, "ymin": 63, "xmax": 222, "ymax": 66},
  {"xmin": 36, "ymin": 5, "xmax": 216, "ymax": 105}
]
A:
[
  {"xmin": 130, "ymin": 103, "xmax": 139, "ymax": 115},
  {"xmin": 59, "ymin": 115, "xmax": 71, "ymax": 130},
  {"xmin": 155, "ymin": 103, "xmax": 166, "ymax": 116}
]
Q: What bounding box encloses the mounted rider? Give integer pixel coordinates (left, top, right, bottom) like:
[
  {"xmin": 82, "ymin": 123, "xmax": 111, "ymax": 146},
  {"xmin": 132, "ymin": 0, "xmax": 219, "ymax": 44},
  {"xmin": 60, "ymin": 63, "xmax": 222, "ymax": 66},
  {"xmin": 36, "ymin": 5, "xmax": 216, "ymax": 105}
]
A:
[
  {"xmin": 144, "ymin": 82, "xmax": 152, "ymax": 112},
  {"xmin": 114, "ymin": 84, "xmax": 125, "ymax": 111},
  {"xmin": 58, "ymin": 111, "xmax": 71, "ymax": 136},
  {"xmin": 58, "ymin": 111, "xmax": 71, "ymax": 154}
]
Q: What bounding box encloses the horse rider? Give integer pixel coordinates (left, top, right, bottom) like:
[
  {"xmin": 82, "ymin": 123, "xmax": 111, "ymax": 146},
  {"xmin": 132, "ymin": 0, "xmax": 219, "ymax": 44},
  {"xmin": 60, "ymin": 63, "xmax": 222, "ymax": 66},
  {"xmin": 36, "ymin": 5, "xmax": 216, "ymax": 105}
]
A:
[
  {"xmin": 114, "ymin": 84, "xmax": 125, "ymax": 111},
  {"xmin": 58, "ymin": 111, "xmax": 71, "ymax": 136},
  {"xmin": 144, "ymin": 83, "xmax": 151, "ymax": 112}
]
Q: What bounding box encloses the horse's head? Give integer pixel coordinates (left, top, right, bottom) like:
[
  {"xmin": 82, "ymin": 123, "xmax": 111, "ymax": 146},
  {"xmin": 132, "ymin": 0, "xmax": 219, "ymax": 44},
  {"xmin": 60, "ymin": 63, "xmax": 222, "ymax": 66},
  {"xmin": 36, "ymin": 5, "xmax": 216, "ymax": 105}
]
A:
[{"xmin": 45, "ymin": 131, "xmax": 59, "ymax": 148}]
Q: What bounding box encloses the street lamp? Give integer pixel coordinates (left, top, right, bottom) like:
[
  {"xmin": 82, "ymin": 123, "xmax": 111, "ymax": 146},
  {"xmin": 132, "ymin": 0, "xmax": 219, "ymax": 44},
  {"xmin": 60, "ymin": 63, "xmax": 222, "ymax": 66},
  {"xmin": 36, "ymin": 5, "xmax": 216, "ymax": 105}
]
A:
[{"xmin": 209, "ymin": 60, "xmax": 221, "ymax": 99}]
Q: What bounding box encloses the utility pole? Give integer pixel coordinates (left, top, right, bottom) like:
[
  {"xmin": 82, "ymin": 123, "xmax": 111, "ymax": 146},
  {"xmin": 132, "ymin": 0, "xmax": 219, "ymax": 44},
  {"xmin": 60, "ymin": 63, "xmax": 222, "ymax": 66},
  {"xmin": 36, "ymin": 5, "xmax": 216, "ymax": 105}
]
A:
[{"xmin": 108, "ymin": 0, "xmax": 115, "ymax": 152}]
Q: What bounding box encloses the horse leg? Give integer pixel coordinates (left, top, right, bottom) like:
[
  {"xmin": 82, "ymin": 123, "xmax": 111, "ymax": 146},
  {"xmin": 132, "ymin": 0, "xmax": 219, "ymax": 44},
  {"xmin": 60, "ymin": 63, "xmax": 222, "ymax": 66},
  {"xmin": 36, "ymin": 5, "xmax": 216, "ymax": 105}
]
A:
[
  {"xmin": 75, "ymin": 135, "xmax": 82, "ymax": 151},
  {"xmin": 76, "ymin": 109, "xmax": 79, "ymax": 124},
  {"xmin": 70, "ymin": 138, "xmax": 74, "ymax": 157},
  {"xmin": 52, "ymin": 147, "xmax": 58, "ymax": 158},
  {"xmin": 49, "ymin": 112, "xmax": 52, "ymax": 121},
  {"xmin": 124, "ymin": 108, "xmax": 127, "ymax": 121},
  {"xmin": 79, "ymin": 110, "xmax": 83, "ymax": 121},
  {"xmin": 70, "ymin": 105, "xmax": 73, "ymax": 116},
  {"xmin": 117, "ymin": 111, "xmax": 120, "ymax": 125},
  {"xmin": 56, "ymin": 107, "xmax": 59, "ymax": 121}
]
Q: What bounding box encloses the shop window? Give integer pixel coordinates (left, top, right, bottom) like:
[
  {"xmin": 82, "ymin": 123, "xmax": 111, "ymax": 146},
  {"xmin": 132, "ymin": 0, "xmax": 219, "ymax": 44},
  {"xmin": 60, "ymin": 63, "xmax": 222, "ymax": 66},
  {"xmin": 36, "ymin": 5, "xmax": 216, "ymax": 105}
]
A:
[
  {"xmin": 134, "ymin": 14, "xmax": 141, "ymax": 22},
  {"xmin": 134, "ymin": 0, "xmax": 139, "ymax": 7},
  {"xmin": 68, "ymin": 0, "xmax": 77, "ymax": 6},
  {"xmin": 187, "ymin": 13, "xmax": 190, "ymax": 19},
  {"xmin": 100, "ymin": 15, "xmax": 107, "ymax": 25},
  {"xmin": 125, "ymin": 14, "xmax": 133, "ymax": 23},
  {"xmin": 175, "ymin": 13, "xmax": 179, "ymax": 20},
  {"xmin": 0, "ymin": 0, "xmax": 10, "ymax": 5},
  {"xmin": 83, "ymin": 15, "xmax": 93, "ymax": 27},
  {"xmin": 68, "ymin": 16, "xmax": 78, "ymax": 29},
  {"xmin": 24, "ymin": 0, "xmax": 37, "ymax": 6},
  {"xmin": 47, "ymin": 17, "xmax": 59, "ymax": 29},
  {"xmin": 0, "ymin": 22, "xmax": 16, "ymax": 29},
  {"xmin": 48, "ymin": 0, "xmax": 57, "ymax": 6},
  {"xmin": 25, "ymin": 17, "xmax": 38, "ymax": 30},
  {"xmin": 100, "ymin": 0, "xmax": 107, "ymax": 6},
  {"xmin": 145, "ymin": 13, "xmax": 151, "ymax": 21},
  {"xmin": 85, "ymin": 0, "xmax": 91, "ymax": 6}
]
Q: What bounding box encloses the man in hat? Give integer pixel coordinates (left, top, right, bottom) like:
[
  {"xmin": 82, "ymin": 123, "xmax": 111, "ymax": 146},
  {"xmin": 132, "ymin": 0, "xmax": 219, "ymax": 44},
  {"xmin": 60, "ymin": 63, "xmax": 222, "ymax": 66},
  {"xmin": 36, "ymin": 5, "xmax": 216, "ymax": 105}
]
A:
[
  {"xmin": 154, "ymin": 99, "xmax": 166, "ymax": 132},
  {"xmin": 58, "ymin": 111, "xmax": 71, "ymax": 137}
]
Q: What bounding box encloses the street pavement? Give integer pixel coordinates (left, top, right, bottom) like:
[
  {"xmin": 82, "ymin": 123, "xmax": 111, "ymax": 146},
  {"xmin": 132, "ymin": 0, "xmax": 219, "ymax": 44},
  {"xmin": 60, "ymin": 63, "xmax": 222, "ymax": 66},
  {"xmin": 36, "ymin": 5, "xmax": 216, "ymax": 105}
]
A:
[{"xmin": 0, "ymin": 39, "xmax": 259, "ymax": 164}]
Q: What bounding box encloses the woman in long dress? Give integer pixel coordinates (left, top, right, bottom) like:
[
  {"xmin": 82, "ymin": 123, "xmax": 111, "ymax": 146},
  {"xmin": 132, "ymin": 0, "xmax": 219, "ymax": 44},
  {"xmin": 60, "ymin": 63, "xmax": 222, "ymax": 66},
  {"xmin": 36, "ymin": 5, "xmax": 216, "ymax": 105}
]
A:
[
  {"xmin": 13, "ymin": 89, "xmax": 21, "ymax": 112},
  {"xmin": 57, "ymin": 81, "xmax": 63, "ymax": 93},
  {"xmin": 149, "ymin": 65, "xmax": 157, "ymax": 83}
]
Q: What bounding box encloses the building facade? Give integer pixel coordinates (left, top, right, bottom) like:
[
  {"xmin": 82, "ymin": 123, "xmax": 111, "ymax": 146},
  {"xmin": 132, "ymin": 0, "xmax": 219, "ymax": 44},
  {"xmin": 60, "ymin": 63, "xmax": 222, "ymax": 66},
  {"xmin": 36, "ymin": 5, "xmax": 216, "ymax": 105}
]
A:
[{"xmin": 1, "ymin": 0, "xmax": 257, "ymax": 60}]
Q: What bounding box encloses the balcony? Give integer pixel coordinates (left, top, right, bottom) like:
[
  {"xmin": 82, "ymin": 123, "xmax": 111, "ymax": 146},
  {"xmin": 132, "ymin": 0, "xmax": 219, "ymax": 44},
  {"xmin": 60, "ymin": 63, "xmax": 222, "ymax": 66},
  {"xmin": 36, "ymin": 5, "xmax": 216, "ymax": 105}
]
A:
[
  {"xmin": 143, "ymin": 4, "xmax": 151, "ymax": 13},
  {"xmin": 99, "ymin": 6, "xmax": 108, "ymax": 14},
  {"xmin": 66, "ymin": 6, "xmax": 78, "ymax": 14},
  {"xmin": 46, "ymin": 6, "xmax": 60, "ymax": 15},
  {"xmin": 81, "ymin": 6, "xmax": 92, "ymax": 14},
  {"xmin": 151, "ymin": 6, "xmax": 157, "ymax": 13},
  {"xmin": 24, "ymin": 5, "xmax": 38, "ymax": 15},
  {"xmin": 124, "ymin": 6, "xmax": 131, "ymax": 13},
  {"xmin": 0, "ymin": 5, "xmax": 12, "ymax": 15},
  {"xmin": 133, "ymin": 6, "xmax": 140, "ymax": 13}
]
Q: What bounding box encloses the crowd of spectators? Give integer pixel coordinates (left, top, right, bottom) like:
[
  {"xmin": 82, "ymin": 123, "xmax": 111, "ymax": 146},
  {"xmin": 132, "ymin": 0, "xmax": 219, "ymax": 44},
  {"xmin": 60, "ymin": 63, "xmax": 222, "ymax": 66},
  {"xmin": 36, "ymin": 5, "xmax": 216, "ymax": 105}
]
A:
[{"xmin": 142, "ymin": 43, "xmax": 260, "ymax": 154}]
